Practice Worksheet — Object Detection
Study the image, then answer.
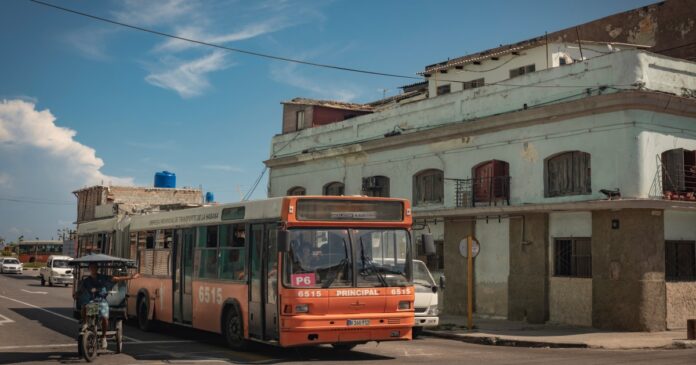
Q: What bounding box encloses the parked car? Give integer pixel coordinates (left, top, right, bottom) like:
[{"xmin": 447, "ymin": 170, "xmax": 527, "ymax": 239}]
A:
[
  {"xmin": 39, "ymin": 255, "xmax": 74, "ymax": 286},
  {"xmin": 413, "ymin": 259, "xmax": 440, "ymax": 337},
  {"xmin": 0, "ymin": 257, "xmax": 23, "ymax": 274}
]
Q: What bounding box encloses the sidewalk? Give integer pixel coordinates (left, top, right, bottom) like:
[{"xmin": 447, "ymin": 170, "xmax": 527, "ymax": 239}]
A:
[{"xmin": 424, "ymin": 315, "xmax": 696, "ymax": 349}]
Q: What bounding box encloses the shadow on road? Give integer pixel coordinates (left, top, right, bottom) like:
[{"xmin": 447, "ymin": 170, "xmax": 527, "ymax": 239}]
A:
[
  {"xmin": 5, "ymin": 309, "xmax": 394, "ymax": 364},
  {"xmin": 0, "ymin": 274, "xmax": 39, "ymax": 281}
]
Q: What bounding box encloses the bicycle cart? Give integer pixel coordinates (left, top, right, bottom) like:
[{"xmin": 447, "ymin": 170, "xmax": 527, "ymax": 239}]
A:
[{"xmin": 69, "ymin": 253, "xmax": 136, "ymax": 362}]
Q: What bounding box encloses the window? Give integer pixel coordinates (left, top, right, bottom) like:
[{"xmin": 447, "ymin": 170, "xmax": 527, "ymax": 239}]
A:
[
  {"xmin": 554, "ymin": 238, "xmax": 591, "ymax": 277},
  {"xmin": 436, "ymin": 84, "xmax": 451, "ymax": 96},
  {"xmin": 544, "ymin": 151, "xmax": 591, "ymax": 197},
  {"xmin": 509, "ymin": 64, "xmax": 536, "ymax": 78},
  {"xmin": 463, "ymin": 78, "xmax": 485, "ymax": 90},
  {"xmin": 144, "ymin": 231, "xmax": 155, "ymax": 249},
  {"xmin": 323, "ymin": 182, "xmax": 345, "ymax": 196},
  {"xmin": 362, "ymin": 176, "xmax": 390, "ymax": 197},
  {"xmin": 296, "ymin": 110, "xmax": 306, "ymax": 130},
  {"xmin": 413, "ymin": 169, "xmax": 444, "ymax": 205},
  {"xmin": 666, "ymin": 241, "xmax": 696, "ymax": 281},
  {"xmin": 287, "ymin": 186, "xmax": 306, "ymax": 196},
  {"xmin": 661, "ymin": 148, "xmax": 696, "ymax": 196},
  {"xmin": 221, "ymin": 206, "xmax": 245, "ymax": 221},
  {"xmin": 197, "ymin": 225, "xmax": 219, "ymax": 279},
  {"xmin": 472, "ymin": 160, "xmax": 510, "ymax": 205},
  {"xmin": 219, "ymin": 224, "xmax": 246, "ymax": 281}
]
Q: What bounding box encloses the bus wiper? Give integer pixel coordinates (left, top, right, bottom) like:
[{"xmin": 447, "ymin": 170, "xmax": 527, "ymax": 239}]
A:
[
  {"xmin": 359, "ymin": 238, "xmax": 388, "ymax": 287},
  {"xmin": 322, "ymin": 259, "xmax": 348, "ymax": 288}
]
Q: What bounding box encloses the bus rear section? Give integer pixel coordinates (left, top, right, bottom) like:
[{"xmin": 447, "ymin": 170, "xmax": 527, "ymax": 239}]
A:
[{"xmin": 277, "ymin": 198, "xmax": 415, "ymax": 347}]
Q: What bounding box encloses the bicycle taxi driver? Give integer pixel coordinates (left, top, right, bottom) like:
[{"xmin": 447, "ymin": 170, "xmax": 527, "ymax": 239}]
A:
[{"xmin": 73, "ymin": 262, "xmax": 139, "ymax": 349}]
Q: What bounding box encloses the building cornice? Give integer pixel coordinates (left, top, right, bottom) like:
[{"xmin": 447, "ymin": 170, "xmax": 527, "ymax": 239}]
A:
[
  {"xmin": 412, "ymin": 199, "xmax": 696, "ymax": 219},
  {"xmin": 265, "ymin": 91, "xmax": 696, "ymax": 168}
]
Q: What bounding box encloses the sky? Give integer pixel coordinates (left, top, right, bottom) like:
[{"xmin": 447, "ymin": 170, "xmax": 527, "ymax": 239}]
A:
[{"xmin": 0, "ymin": 0, "xmax": 656, "ymax": 242}]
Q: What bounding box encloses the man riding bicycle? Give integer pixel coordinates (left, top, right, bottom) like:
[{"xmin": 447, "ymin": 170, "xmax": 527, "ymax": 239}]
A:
[{"xmin": 73, "ymin": 262, "xmax": 139, "ymax": 349}]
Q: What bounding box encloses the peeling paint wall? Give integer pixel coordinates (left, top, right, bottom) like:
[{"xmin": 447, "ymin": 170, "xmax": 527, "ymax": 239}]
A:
[
  {"xmin": 474, "ymin": 219, "xmax": 510, "ymax": 317},
  {"xmin": 548, "ymin": 212, "xmax": 593, "ymax": 326}
]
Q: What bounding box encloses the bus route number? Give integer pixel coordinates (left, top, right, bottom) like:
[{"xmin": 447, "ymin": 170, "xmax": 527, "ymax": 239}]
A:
[
  {"xmin": 198, "ymin": 286, "xmax": 223, "ymax": 304},
  {"xmin": 297, "ymin": 290, "xmax": 322, "ymax": 298},
  {"xmin": 390, "ymin": 288, "xmax": 412, "ymax": 295}
]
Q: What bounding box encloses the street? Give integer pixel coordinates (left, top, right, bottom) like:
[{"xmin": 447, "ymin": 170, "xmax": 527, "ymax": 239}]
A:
[{"xmin": 0, "ymin": 272, "xmax": 693, "ymax": 365}]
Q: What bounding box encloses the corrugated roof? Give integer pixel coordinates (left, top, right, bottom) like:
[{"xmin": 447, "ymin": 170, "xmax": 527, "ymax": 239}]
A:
[{"xmin": 282, "ymin": 97, "xmax": 374, "ymax": 112}]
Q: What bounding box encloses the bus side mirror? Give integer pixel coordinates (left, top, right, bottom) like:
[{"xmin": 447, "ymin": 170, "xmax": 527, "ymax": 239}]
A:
[
  {"xmin": 277, "ymin": 230, "xmax": 290, "ymax": 252},
  {"xmin": 422, "ymin": 233, "xmax": 436, "ymax": 256},
  {"xmin": 439, "ymin": 275, "xmax": 446, "ymax": 290}
]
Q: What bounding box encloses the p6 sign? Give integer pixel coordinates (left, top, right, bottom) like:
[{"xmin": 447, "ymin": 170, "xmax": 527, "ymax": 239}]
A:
[{"xmin": 291, "ymin": 273, "xmax": 316, "ymax": 287}]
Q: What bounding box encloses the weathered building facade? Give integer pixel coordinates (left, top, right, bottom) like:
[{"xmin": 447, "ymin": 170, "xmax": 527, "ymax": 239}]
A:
[{"xmin": 265, "ymin": 1, "xmax": 696, "ymax": 332}]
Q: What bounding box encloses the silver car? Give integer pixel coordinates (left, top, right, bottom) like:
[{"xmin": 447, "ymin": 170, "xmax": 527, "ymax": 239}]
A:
[{"xmin": 0, "ymin": 258, "xmax": 23, "ymax": 274}]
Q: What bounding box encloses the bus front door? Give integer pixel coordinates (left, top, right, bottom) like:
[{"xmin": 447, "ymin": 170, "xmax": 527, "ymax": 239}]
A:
[
  {"xmin": 248, "ymin": 223, "xmax": 279, "ymax": 341},
  {"xmin": 173, "ymin": 228, "xmax": 194, "ymax": 324}
]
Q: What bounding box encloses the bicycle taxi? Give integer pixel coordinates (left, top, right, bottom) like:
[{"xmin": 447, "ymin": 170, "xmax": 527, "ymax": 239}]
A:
[{"xmin": 69, "ymin": 253, "xmax": 136, "ymax": 362}]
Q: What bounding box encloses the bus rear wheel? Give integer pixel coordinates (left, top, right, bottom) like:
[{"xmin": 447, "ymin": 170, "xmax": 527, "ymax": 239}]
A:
[
  {"xmin": 223, "ymin": 307, "xmax": 248, "ymax": 351},
  {"xmin": 137, "ymin": 299, "xmax": 153, "ymax": 332}
]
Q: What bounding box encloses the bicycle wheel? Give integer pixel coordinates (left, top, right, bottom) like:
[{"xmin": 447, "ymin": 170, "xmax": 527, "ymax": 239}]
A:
[{"xmin": 80, "ymin": 330, "xmax": 98, "ymax": 362}]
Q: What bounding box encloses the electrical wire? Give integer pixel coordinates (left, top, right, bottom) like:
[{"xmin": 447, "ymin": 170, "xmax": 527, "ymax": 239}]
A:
[
  {"xmin": 27, "ymin": 0, "xmax": 421, "ymax": 81},
  {"xmin": 242, "ymin": 128, "xmax": 304, "ymax": 200}
]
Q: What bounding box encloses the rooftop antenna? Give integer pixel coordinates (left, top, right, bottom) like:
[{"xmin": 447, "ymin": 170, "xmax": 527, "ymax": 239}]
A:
[{"xmin": 378, "ymin": 88, "xmax": 389, "ymax": 99}]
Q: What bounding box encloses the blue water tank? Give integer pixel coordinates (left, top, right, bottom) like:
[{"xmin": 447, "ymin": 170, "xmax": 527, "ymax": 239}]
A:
[
  {"xmin": 154, "ymin": 171, "xmax": 176, "ymax": 188},
  {"xmin": 205, "ymin": 192, "xmax": 215, "ymax": 203}
]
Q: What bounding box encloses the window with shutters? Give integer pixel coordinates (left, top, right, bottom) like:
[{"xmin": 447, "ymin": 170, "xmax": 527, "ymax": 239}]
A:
[
  {"xmin": 287, "ymin": 186, "xmax": 306, "ymax": 196},
  {"xmin": 666, "ymin": 240, "xmax": 696, "ymax": 281},
  {"xmin": 362, "ymin": 176, "xmax": 390, "ymax": 197},
  {"xmin": 413, "ymin": 169, "xmax": 444, "ymax": 206},
  {"xmin": 462, "ymin": 78, "xmax": 485, "ymax": 90},
  {"xmin": 323, "ymin": 181, "xmax": 345, "ymax": 196},
  {"xmin": 436, "ymin": 84, "xmax": 451, "ymax": 96},
  {"xmin": 554, "ymin": 238, "xmax": 592, "ymax": 278},
  {"xmin": 544, "ymin": 151, "xmax": 591, "ymax": 197},
  {"xmin": 296, "ymin": 110, "xmax": 306, "ymax": 130},
  {"xmin": 661, "ymin": 148, "xmax": 696, "ymax": 196},
  {"xmin": 509, "ymin": 64, "xmax": 536, "ymax": 78}
]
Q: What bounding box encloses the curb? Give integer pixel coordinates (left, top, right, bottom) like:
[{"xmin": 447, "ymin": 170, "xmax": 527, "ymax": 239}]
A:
[
  {"xmin": 423, "ymin": 330, "xmax": 588, "ymax": 349},
  {"xmin": 673, "ymin": 340, "xmax": 696, "ymax": 349}
]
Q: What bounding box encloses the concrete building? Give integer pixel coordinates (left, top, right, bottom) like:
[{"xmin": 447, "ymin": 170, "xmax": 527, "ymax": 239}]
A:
[
  {"xmin": 265, "ymin": 2, "xmax": 696, "ymax": 331},
  {"xmin": 73, "ymin": 185, "xmax": 203, "ymax": 255}
]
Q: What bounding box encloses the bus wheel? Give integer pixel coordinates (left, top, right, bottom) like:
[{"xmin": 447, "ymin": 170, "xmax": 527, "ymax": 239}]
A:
[
  {"xmin": 332, "ymin": 343, "xmax": 357, "ymax": 351},
  {"xmin": 40, "ymin": 276, "xmax": 46, "ymax": 286},
  {"xmin": 137, "ymin": 299, "xmax": 152, "ymax": 332},
  {"xmin": 223, "ymin": 307, "xmax": 247, "ymax": 351}
]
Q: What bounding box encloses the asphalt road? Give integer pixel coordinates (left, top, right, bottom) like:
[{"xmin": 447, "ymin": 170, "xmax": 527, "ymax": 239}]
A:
[{"xmin": 1, "ymin": 271, "xmax": 695, "ymax": 365}]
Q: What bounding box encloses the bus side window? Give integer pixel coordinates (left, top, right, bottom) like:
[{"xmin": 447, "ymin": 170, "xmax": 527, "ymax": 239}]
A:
[
  {"xmin": 198, "ymin": 225, "xmax": 219, "ymax": 279},
  {"xmin": 219, "ymin": 224, "xmax": 245, "ymax": 281}
]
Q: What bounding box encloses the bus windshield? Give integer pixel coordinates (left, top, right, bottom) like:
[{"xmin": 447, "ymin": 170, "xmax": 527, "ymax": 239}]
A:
[{"xmin": 283, "ymin": 228, "xmax": 412, "ymax": 289}]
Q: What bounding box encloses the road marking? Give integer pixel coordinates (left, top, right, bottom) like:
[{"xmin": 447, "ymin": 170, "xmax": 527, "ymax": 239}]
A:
[
  {"xmin": 0, "ymin": 314, "xmax": 15, "ymax": 325},
  {"xmin": 0, "ymin": 294, "xmax": 142, "ymax": 342},
  {"xmin": 21, "ymin": 289, "xmax": 48, "ymax": 294},
  {"xmin": 0, "ymin": 343, "xmax": 75, "ymax": 350}
]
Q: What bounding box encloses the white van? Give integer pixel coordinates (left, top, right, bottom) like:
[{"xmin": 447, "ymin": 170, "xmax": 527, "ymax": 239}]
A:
[
  {"xmin": 39, "ymin": 255, "xmax": 74, "ymax": 286},
  {"xmin": 413, "ymin": 259, "xmax": 439, "ymax": 336}
]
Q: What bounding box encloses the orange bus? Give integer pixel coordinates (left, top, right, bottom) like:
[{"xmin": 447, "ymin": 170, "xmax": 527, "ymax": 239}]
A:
[
  {"xmin": 17, "ymin": 240, "xmax": 64, "ymax": 263},
  {"xmin": 77, "ymin": 196, "xmax": 415, "ymax": 349}
]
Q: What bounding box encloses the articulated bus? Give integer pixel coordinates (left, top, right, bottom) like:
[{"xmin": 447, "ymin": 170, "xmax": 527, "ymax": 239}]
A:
[{"xmin": 76, "ymin": 196, "xmax": 415, "ymax": 349}]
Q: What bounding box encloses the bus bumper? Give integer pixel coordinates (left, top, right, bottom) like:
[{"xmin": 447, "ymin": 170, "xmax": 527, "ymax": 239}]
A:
[
  {"xmin": 279, "ymin": 314, "xmax": 414, "ymax": 347},
  {"xmin": 414, "ymin": 315, "xmax": 439, "ymax": 328}
]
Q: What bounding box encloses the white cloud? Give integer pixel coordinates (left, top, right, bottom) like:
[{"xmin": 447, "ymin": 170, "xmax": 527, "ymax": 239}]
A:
[
  {"xmin": 112, "ymin": 0, "xmax": 196, "ymax": 27},
  {"xmin": 270, "ymin": 62, "xmax": 359, "ymax": 102},
  {"xmin": 202, "ymin": 164, "xmax": 243, "ymax": 172},
  {"xmin": 145, "ymin": 51, "xmax": 230, "ymax": 98},
  {"xmin": 0, "ymin": 99, "xmax": 133, "ymax": 187}
]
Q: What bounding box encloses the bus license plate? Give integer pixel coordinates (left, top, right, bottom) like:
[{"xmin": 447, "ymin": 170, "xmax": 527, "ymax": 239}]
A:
[{"xmin": 347, "ymin": 319, "xmax": 370, "ymax": 326}]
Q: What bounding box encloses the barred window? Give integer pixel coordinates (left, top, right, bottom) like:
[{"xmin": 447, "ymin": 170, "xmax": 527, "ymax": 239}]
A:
[
  {"xmin": 436, "ymin": 84, "xmax": 451, "ymax": 96},
  {"xmin": 666, "ymin": 240, "xmax": 696, "ymax": 281},
  {"xmin": 362, "ymin": 176, "xmax": 390, "ymax": 197},
  {"xmin": 554, "ymin": 238, "xmax": 591, "ymax": 278},
  {"xmin": 287, "ymin": 186, "xmax": 306, "ymax": 196},
  {"xmin": 323, "ymin": 181, "xmax": 345, "ymax": 196}
]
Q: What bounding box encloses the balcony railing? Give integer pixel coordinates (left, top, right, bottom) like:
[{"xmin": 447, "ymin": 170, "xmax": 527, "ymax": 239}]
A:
[{"xmin": 451, "ymin": 176, "xmax": 511, "ymax": 208}]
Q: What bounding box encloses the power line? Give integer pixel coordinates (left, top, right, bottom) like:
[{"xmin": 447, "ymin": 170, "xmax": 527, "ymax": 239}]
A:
[{"xmin": 27, "ymin": 0, "xmax": 421, "ymax": 81}]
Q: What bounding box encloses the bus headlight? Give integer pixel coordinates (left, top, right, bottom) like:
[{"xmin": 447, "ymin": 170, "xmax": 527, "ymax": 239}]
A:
[
  {"xmin": 398, "ymin": 301, "xmax": 411, "ymax": 310},
  {"xmin": 295, "ymin": 304, "xmax": 309, "ymax": 313}
]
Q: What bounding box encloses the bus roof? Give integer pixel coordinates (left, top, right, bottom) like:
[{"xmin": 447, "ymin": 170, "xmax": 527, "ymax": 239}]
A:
[{"xmin": 18, "ymin": 240, "xmax": 63, "ymax": 245}]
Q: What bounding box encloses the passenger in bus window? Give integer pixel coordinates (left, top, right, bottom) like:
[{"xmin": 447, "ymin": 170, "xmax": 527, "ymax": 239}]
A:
[{"xmin": 232, "ymin": 227, "xmax": 245, "ymax": 247}]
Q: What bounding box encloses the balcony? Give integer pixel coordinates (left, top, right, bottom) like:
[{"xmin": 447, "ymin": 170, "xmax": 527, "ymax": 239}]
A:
[{"xmin": 451, "ymin": 176, "xmax": 511, "ymax": 208}]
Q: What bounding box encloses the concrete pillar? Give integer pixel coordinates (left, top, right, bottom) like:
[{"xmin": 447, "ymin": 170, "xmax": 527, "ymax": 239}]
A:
[
  {"xmin": 443, "ymin": 218, "xmax": 475, "ymax": 315},
  {"xmin": 592, "ymin": 209, "xmax": 666, "ymax": 331},
  {"xmin": 508, "ymin": 213, "xmax": 549, "ymax": 324}
]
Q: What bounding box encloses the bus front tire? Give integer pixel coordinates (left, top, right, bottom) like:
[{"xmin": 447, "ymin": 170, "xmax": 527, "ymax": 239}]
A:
[
  {"xmin": 40, "ymin": 276, "xmax": 45, "ymax": 286},
  {"xmin": 222, "ymin": 307, "xmax": 248, "ymax": 351},
  {"xmin": 137, "ymin": 299, "xmax": 153, "ymax": 332}
]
